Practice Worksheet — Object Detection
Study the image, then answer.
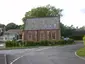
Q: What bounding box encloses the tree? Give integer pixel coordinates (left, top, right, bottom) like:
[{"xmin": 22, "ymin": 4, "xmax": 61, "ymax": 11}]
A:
[
  {"xmin": 20, "ymin": 24, "xmax": 24, "ymax": 30},
  {"xmin": 22, "ymin": 5, "xmax": 63, "ymax": 21},
  {"xmin": 6, "ymin": 23, "xmax": 20, "ymax": 31},
  {"xmin": 60, "ymin": 23, "xmax": 76, "ymax": 37},
  {"xmin": 79, "ymin": 26, "xmax": 85, "ymax": 30},
  {"xmin": 0, "ymin": 24, "xmax": 5, "ymax": 28}
]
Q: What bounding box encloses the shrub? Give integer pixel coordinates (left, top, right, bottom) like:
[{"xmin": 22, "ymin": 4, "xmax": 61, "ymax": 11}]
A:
[
  {"xmin": 83, "ymin": 35, "xmax": 85, "ymax": 46},
  {"xmin": 5, "ymin": 40, "xmax": 20, "ymax": 47},
  {"xmin": 70, "ymin": 35, "xmax": 83, "ymax": 40},
  {"xmin": 57, "ymin": 39, "xmax": 74, "ymax": 45},
  {"xmin": 57, "ymin": 40, "xmax": 66, "ymax": 45},
  {"xmin": 23, "ymin": 41, "xmax": 38, "ymax": 47},
  {"xmin": 39, "ymin": 40, "xmax": 50, "ymax": 46},
  {"xmin": 5, "ymin": 39, "xmax": 74, "ymax": 47},
  {"xmin": 50, "ymin": 40, "xmax": 58, "ymax": 45},
  {"xmin": 67, "ymin": 39, "xmax": 74, "ymax": 44},
  {"xmin": 5, "ymin": 41, "xmax": 12, "ymax": 47}
]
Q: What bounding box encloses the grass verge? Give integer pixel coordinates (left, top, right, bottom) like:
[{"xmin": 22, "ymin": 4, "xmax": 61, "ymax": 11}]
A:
[{"xmin": 76, "ymin": 47, "xmax": 85, "ymax": 57}]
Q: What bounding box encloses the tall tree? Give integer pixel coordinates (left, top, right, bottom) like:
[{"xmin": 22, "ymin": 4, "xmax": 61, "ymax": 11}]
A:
[
  {"xmin": 60, "ymin": 23, "xmax": 76, "ymax": 37},
  {"xmin": 79, "ymin": 26, "xmax": 85, "ymax": 30},
  {"xmin": 22, "ymin": 5, "xmax": 63, "ymax": 21},
  {"xmin": 6, "ymin": 23, "xmax": 20, "ymax": 31}
]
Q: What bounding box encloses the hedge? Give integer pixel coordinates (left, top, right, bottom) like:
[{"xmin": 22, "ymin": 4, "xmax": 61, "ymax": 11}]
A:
[
  {"xmin": 5, "ymin": 39, "xmax": 74, "ymax": 47},
  {"xmin": 83, "ymin": 35, "xmax": 85, "ymax": 46},
  {"xmin": 70, "ymin": 35, "xmax": 83, "ymax": 40}
]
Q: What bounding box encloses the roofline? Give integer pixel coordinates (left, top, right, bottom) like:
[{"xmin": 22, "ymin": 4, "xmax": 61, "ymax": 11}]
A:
[{"xmin": 23, "ymin": 16, "xmax": 60, "ymax": 22}]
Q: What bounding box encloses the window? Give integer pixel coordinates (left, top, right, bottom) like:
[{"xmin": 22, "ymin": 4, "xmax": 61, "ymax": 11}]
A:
[
  {"xmin": 28, "ymin": 33, "xmax": 32, "ymax": 38},
  {"xmin": 52, "ymin": 32, "xmax": 56, "ymax": 39},
  {"xmin": 40, "ymin": 31, "xmax": 45, "ymax": 40},
  {"xmin": 28, "ymin": 32, "xmax": 32, "ymax": 40},
  {"xmin": 49, "ymin": 31, "xmax": 51, "ymax": 39}
]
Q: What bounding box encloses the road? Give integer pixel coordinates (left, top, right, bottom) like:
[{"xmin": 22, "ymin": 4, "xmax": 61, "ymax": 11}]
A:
[
  {"xmin": 0, "ymin": 42, "xmax": 85, "ymax": 64},
  {"xmin": 0, "ymin": 54, "xmax": 6, "ymax": 64}
]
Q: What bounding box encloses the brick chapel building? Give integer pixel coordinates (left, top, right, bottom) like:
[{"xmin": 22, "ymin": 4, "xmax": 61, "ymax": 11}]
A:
[{"xmin": 22, "ymin": 16, "xmax": 61, "ymax": 41}]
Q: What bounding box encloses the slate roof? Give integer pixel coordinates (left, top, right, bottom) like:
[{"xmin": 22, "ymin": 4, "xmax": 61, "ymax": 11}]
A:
[{"xmin": 5, "ymin": 29, "xmax": 22, "ymax": 34}]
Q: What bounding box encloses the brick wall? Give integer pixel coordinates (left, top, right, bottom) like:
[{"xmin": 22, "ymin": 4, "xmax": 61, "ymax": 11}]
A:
[{"xmin": 23, "ymin": 29, "xmax": 61, "ymax": 41}]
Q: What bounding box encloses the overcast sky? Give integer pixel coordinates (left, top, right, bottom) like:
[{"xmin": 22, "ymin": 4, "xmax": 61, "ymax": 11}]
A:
[{"xmin": 0, "ymin": 0, "xmax": 85, "ymax": 27}]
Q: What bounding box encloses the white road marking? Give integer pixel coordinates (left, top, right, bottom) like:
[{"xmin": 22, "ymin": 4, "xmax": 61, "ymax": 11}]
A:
[
  {"xmin": 4, "ymin": 54, "xmax": 7, "ymax": 64},
  {"xmin": 10, "ymin": 47, "xmax": 52, "ymax": 64},
  {"xmin": 75, "ymin": 51, "xmax": 85, "ymax": 60}
]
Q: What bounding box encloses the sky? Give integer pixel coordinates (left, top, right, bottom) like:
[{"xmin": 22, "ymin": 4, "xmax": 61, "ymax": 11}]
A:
[{"xmin": 0, "ymin": 0, "xmax": 85, "ymax": 27}]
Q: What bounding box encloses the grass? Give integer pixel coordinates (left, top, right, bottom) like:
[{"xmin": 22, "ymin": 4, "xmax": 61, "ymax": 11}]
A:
[{"xmin": 76, "ymin": 47, "xmax": 85, "ymax": 57}]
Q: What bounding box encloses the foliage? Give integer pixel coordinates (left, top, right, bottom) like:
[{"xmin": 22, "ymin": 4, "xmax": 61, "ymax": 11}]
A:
[
  {"xmin": 20, "ymin": 24, "xmax": 24, "ymax": 30},
  {"xmin": 79, "ymin": 26, "xmax": 85, "ymax": 30},
  {"xmin": 60, "ymin": 23, "xmax": 76, "ymax": 37},
  {"xmin": 77, "ymin": 47, "xmax": 85, "ymax": 57},
  {"xmin": 70, "ymin": 35, "xmax": 84, "ymax": 40},
  {"xmin": 5, "ymin": 39, "xmax": 74, "ymax": 47},
  {"xmin": 6, "ymin": 23, "xmax": 21, "ymax": 30},
  {"xmin": 22, "ymin": 5, "xmax": 63, "ymax": 21},
  {"xmin": 83, "ymin": 35, "xmax": 85, "ymax": 46},
  {"xmin": 21, "ymin": 4, "xmax": 77, "ymax": 38},
  {"xmin": 5, "ymin": 40, "xmax": 19, "ymax": 47},
  {"xmin": 70, "ymin": 30, "xmax": 85, "ymax": 40}
]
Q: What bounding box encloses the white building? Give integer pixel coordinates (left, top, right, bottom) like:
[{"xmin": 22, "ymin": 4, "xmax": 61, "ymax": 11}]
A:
[{"xmin": 0, "ymin": 29, "xmax": 22, "ymax": 41}]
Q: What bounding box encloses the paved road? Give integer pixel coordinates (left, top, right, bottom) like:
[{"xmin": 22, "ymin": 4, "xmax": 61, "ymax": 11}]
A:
[
  {"xmin": 0, "ymin": 54, "xmax": 6, "ymax": 64},
  {"xmin": 13, "ymin": 43, "xmax": 85, "ymax": 64},
  {"xmin": 0, "ymin": 42, "xmax": 85, "ymax": 64}
]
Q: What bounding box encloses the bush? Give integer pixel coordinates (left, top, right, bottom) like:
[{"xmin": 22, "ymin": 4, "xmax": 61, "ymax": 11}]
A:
[
  {"xmin": 57, "ymin": 40, "xmax": 66, "ymax": 45},
  {"xmin": 67, "ymin": 39, "xmax": 74, "ymax": 44},
  {"xmin": 24, "ymin": 41, "xmax": 36, "ymax": 46},
  {"xmin": 5, "ymin": 39, "xmax": 74, "ymax": 47},
  {"xmin": 5, "ymin": 41, "xmax": 12, "ymax": 47},
  {"xmin": 39, "ymin": 40, "xmax": 50, "ymax": 46},
  {"xmin": 5, "ymin": 40, "xmax": 20, "ymax": 47},
  {"xmin": 83, "ymin": 35, "xmax": 85, "ymax": 46},
  {"xmin": 70, "ymin": 35, "xmax": 83, "ymax": 40}
]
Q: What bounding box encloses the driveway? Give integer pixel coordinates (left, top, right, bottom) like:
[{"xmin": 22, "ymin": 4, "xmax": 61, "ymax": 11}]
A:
[{"xmin": 0, "ymin": 42, "xmax": 85, "ymax": 64}]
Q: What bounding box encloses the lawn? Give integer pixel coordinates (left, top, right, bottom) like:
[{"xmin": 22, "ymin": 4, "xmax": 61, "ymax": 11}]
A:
[{"xmin": 76, "ymin": 47, "xmax": 85, "ymax": 57}]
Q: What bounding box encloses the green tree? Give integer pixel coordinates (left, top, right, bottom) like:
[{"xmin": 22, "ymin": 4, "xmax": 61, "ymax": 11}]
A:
[
  {"xmin": 60, "ymin": 23, "xmax": 76, "ymax": 37},
  {"xmin": 20, "ymin": 24, "xmax": 24, "ymax": 30},
  {"xmin": 83, "ymin": 35, "xmax": 85, "ymax": 46},
  {"xmin": 6, "ymin": 23, "xmax": 20, "ymax": 31},
  {"xmin": 22, "ymin": 5, "xmax": 63, "ymax": 21},
  {"xmin": 79, "ymin": 26, "xmax": 85, "ymax": 30}
]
